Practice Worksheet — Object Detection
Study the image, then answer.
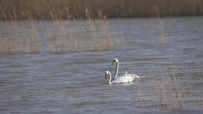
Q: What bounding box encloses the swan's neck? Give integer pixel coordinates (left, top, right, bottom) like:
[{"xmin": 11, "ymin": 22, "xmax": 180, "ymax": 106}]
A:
[
  {"xmin": 114, "ymin": 61, "xmax": 119, "ymax": 79},
  {"xmin": 108, "ymin": 72, "xmax": 112, "ymax": 84}
]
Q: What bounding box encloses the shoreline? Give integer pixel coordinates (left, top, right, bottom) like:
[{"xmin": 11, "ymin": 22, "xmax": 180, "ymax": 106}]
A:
[{"xmin": 0, "ymin": 0, "xmax": 203, "ymax": 20}]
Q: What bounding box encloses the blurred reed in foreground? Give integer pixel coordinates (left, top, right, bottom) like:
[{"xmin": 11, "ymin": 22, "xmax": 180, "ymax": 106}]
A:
[{"xmin": 133, "ymin": 60, "xmax": 203, "ymax": 109}]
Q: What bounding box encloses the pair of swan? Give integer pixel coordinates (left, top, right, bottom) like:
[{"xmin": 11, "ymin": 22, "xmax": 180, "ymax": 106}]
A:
[{"xmin": 105, "ymin": 58, "xmax": 140, "ymax": 84}]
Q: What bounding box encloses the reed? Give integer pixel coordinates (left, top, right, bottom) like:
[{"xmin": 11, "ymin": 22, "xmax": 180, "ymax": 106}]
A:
[
  {"xmin": 1, "ymin": 0, "xmax": 203, "ymax": 20},
  {"xmin": 86, "ymin": 8, "xmax": 99, "ymax": 50},
  {"xmin": 0, "ymin": 8, "xmax": 43, "ymax": 53},
  {"xmin": 0, "ymin": 6, "xmax": 122, "ymax": 53},
  {"xmin": 134, "ymin": 78, "xmax": 145, "ymax": 108},
  {"xmin": 96, "ymin": 11, "xmax": 115, "ymax": 50},
  {"xmin": 0, "ymin": 0, "xmax": 202, "ymax": 53},
  {"xmin": 134, "ymin": 59, "xmax": 203, "ymax": 109},
  {"xmin": 42, "ymin": 7, "xmax": 122, "ymax": 53},
  {"xmin": 154, "ymin": 5, "xmax": 166, "ymax": 45}
]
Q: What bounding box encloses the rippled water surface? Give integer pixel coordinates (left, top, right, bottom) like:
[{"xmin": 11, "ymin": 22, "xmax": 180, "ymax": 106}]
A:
[{"xmin": 0, "ymin": 17, "xmax": 203, "ymax": 113}]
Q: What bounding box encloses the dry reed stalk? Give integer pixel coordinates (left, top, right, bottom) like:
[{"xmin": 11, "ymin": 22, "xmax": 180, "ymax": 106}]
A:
[
  {"xmin": 74, "ymin": 19, "xmax": 86, "ymax": 51},
  {"xmin": 162, "ymin": 61, "xmax": 177, "ymax": 109},
  {"xmin": 49, "ymin": 10, "xmax": 60, "ymax": 52},
  {"xmin": 21, "ymin": 21, "xmax": 29, "ymax": 52},
  {"xmin": 48, "ymin": 19, "xmax": 64, "ymax": 52},
  {"xmin": 151, "ymin": 24, "xmax": 155, "ymax": 45},
  {"xmin": 78, "ymin": 26, "xmax": 89, "ymax": 51},
  {"xmin": 104, "ymin": 23, "xmax": 114, "ymax": 49},
  {"xmin": 61, "ymin": 27, "xmax": 68, "ymax": 52},
  {"xmin": 191, "ymin": 50, "xmax": 202, "ymax": 83},
  {"xmin": 11, "ymin": 20, "xmax": 21, "ymax": 52},
  {"xmin": 143, "ymin": 68, "xmax": 156, "ymax": 108},
  {"xmin": 147, "ymin": 66, "xmax": 164, "ymax": 108},
  {"xmin": 66, "ymin": 21, "xmax": 74, "ymax": 52},
  {"xmin": 0, "ymin": 37, "xmax": 2, "ymax": 53},
  {"xmin": 40, "ymin": 21, "xmax": 51, "ymax": 52},
  {"xmin": 4, "ymin": 20, "xmax": 11, "ymax": 53},
  {"xmin": 24, "ymin": 11, "xmax": 41, "ymax": 52},
  {"xmin": 30, "ymin": 21, "xmax": 41, "ymax": 52},
  {"xmin": 68, "ymin": 27, "xmax": 74, "ymax": 51},
  {"xmin": 134, "ymin": 78, "xmax": 145, "ymax": 108},
  {"xmin": 64, "ymin": 8, "xmax": 81, "ymax": 51},
  {"xmin": 167, "ymin": 77, "xmax": 176, "ymax": 109},
  {"xmin": 73, "ymin": 19, "xmax": 80, "ymax": 51},
  {"xmin": 46, "ymin": 34, "xmax": 52, "ymax": 52},
  {"xmin": 0, "ymin": 20, "xmax": 2, "ymax": 53},
  {"xmin": 11, "ymin": 7, "xmax": 21, "ymax": 52},
  {"xmin": 159, "ymin": 21, "xmax": 165, "ymax": 45},
  {"xmin": 52, "ymin": 20, "xmax": 60, "ymax": 52},
  {"xmin": 112, "ymin": 27, "xmax": 122, "ymax": 48},
  {"xmin": 97, "ymin": 10, "xmax": 115, "ymax": 50},
  {"xmin": 170, "ymin": 61, "xmax": 184, "ymax": 108},
  {"xmin": 185, "ymin": 65, "xmax": 196, "ymax": 109},
  {"xmin": 148, "ymin": 71, "xmax": 157, "ymax": 108},
  {"xmin": 59, "ymin": 15, "xmax": 69, "ymax": 52},
  {"xmin": 73, "ymin": 21, "xmax": 81, "ymax": 51},
  {"xmin": 85, "ymin": 8, "xmax": 99, "ymax": 50},
  {"xmin": 159, "ymin": 70, "xmax": 169, "ymax": 108},
  {"xmin": 64, "ymin": 8, "xmax": 84, "ymax": 51},
  {"xmin": 1, "ymin": 20, "xmax": 8, "ymax": 53},
  {"xmin": 143, "ymin": 66, "xmax": 168, "ymax": 108},
  {"xmin": 128, "ymin": 64, "xmax": 145, "ymax": 108},
  {"xmin": 151, "ymin": 68, "xmax": 161, "ymax": 102},
  {"xmin": 154, "ymin": 5, "xmax": 165, "ymax": 45}
]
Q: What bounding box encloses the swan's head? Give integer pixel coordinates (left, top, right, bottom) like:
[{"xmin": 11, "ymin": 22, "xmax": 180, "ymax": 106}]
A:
[
  {"xmin": 112, "ymin": 58, "xmax": 118, "ymax": 65},
  {"xmin": 105, "ymin": 71, "xmax": 110, "ymax": 79}
]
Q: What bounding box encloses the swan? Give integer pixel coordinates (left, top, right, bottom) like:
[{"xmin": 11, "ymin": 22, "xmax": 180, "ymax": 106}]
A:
[
  {"xmin": 105, "ymin": 71, "xmax": 136, "ymax": 84},
  {"xmin": 112, "ymin": 58, "xmax": 140, "ymax": 79}
]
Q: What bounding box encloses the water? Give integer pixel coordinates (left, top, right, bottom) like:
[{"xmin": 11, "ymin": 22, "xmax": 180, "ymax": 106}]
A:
[{"xmin": 0, "ymin": 17, "xmax": 203, "ymax": 113}]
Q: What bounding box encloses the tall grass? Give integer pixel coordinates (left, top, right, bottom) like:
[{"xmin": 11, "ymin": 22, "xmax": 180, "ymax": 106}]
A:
[
  {"xmin": 0, "ymin": 0, "xmax": 203, "ymax": 20},
  {"xmin": 0, "ymin": 0, "xmax": 202, "ymax": 53},
  {"xmin": 0, "ymin": 9, "xmax": 41, "ymax": 53},
  {"xmin": 43, "ymin": 8, "xmax": 121, "ymax": 53},
  {"xmin": 0, "ymin": 4, "xmax": 126, "ymax": 53},
  {"xmin": 133, "ymin": 60, "xmax": 203, "ymax": 109},
  {"xmin": 154, "ymin": 5, "xmax": 166, "ymax": 45},
  {"xmin": 0, "ymin": 0, "xmax": 202, "ymax": 110}
]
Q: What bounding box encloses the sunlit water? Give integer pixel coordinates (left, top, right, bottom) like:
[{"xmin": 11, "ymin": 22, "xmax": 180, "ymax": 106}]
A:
[{"xmin": 0, "ymin": 17, "xmax": 203, "ymax": 113}]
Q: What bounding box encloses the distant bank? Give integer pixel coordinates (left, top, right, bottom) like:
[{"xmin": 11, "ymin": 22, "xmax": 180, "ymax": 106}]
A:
[{"xmin": 0, "ymin": 0, "xmax": 203, "ymax": 20}]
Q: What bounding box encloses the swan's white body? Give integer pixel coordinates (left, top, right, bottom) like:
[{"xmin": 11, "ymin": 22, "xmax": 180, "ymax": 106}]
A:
[
  {"xmin": 105, "ymin": 71, "xmax": 136, "ymax": 84},
  {"xmin": 104, "ymin": 58, "xmax": 140, "ymax": 84},
  {"xmin": 112, "ymin": 58, "xmax": 140, "ymax": 80}
]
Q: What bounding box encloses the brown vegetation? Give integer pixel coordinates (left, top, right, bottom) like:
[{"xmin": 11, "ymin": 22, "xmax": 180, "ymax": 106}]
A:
[
  {"xmin": 0, "ymin": 1, "xmax": 202, "ymax": 109},
  {"xmin": 0, "ymin": 0, "xmax": 203, "ymax": 20},
  {"xmin": 0, "ymin": 0, "xmax": 202, "ymax": 53},
  {"xmin": 133, "ymin": 60, "xmax": 203, "ymax": 109},
  {"xmin": 0, "ymin": 8, "xmax": 124, "ymax": 53}
]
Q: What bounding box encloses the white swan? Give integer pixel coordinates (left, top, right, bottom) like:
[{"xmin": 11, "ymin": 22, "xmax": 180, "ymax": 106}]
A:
[
  {"xmin": 105, "ymin": 71, "xmax": 136, "ymax": 84},
  {"xmin": 112, "ymin": 58, "xmax": 140, "ymax": 79}
]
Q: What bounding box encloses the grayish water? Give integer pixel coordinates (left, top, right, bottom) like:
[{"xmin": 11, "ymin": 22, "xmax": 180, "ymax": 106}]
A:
[{"xmin": 0, "ymin": 17, "xmax": 203, "ymax": 113}]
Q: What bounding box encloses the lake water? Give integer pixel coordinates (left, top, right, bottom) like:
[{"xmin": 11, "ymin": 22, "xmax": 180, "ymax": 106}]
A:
[{"xmin": 0, "ymin": 16, "xmax": 203, "ymax": 113}]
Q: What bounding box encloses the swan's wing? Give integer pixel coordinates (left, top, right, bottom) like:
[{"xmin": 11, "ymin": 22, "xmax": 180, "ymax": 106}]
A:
[
  {"xmin": 112, "ymin": 75, "xmax": 135, "ymax": 84},
  {"xmin": 124, "ymin": 74, "xmax": 140, "ymax": 78}
]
